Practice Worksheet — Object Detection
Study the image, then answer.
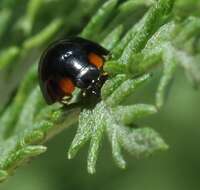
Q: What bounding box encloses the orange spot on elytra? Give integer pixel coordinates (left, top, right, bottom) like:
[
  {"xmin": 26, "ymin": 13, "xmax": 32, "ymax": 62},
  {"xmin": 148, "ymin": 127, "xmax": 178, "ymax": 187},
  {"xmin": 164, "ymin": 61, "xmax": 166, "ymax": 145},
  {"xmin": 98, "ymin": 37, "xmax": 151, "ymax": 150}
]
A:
[
  {"xmin": 59, "ymin": 78, "xmax": 75, "ymax": 94},
  {"xmin": 88, "ymin": 52, "xmax": 104, "ymax": 69}
]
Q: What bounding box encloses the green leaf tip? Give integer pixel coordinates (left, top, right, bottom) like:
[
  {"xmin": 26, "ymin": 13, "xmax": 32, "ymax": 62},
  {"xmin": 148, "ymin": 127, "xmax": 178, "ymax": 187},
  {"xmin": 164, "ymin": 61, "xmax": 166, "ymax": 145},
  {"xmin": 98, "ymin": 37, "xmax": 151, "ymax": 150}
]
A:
[
  {"xmin": 68, "ymin": 109, "xmax": 93, "ymax": 160},
  {"xmin": 111, "ymin": 135, "xmax": 126, "ymax": 169},
  {"xmin": 119, "ymin": 127, "xmax": 168, "ymax": 158},
  {"xmin": 113, "ymin": 104, "xmax": 157, "ymax": 125},
  {"xmin": 105, "ymin": 74, "xmax": 150, "ymax": 107}
]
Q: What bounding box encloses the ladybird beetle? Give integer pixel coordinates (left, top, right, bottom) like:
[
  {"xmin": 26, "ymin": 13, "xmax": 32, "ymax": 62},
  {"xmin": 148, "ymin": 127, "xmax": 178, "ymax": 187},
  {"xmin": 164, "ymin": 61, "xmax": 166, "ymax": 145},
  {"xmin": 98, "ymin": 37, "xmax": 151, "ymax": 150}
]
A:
[{"xmin": 38, "ymin": 37, "xmax": 109, "ymax": 104}]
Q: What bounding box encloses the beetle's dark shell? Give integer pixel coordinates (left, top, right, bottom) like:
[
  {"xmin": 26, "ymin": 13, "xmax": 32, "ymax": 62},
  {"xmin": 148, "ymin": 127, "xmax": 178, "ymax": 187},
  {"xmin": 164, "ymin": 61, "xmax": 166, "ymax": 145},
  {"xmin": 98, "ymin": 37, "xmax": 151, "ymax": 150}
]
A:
[{"xmin": 38, "ymin": 37, "xmax": 109, "ymax": 104}]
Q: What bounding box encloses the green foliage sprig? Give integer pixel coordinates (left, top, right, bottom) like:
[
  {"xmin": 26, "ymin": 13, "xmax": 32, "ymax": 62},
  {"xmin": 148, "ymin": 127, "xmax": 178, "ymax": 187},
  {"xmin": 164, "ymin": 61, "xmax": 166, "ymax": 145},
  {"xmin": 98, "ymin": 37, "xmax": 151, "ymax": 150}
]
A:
[{"xmin": 0, "ymin": 0, "xmax": 200, "ymax": 182}]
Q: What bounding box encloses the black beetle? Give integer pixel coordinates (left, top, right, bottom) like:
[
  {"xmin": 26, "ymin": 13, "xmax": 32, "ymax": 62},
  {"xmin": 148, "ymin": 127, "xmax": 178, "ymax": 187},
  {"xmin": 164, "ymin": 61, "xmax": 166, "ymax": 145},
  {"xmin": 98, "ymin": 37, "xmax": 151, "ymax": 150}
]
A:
[{"xmin": 38, "ymin": 37, "xmax": 109, "ymax": 104}]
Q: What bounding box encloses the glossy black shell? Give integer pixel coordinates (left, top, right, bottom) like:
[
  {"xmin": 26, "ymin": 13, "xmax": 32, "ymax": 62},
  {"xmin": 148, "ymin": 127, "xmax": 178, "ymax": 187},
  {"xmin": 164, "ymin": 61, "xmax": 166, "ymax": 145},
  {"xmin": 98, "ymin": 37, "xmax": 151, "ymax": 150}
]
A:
[{"xmin": 38, "ymin": 37, "xmax": 109, "ymax": 104}]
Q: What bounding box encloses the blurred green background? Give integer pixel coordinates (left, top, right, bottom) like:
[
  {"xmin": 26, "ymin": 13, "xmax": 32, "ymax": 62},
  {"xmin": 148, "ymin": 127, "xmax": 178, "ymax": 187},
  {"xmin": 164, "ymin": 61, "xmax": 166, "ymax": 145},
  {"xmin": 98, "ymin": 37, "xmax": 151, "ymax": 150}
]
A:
[{"xmin": 0, "ymin": 0, "xmax": 200, "ymax": 189}]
